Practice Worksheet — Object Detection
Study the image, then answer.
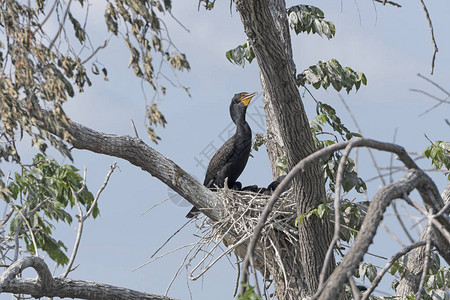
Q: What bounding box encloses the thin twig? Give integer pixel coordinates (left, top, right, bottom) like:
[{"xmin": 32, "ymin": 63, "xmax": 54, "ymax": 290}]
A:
[
  {"xmin": 33, "ymin": 0, "xmax": 59, "ymax": 35},
  {"xmin": 419, "ymin": 0, "xmax": 438, "ymax": 74},
  {"xmin": 85, "ymin": 162, "xmax": 117, "ymax": 219},
  {"xmin": 61, "ymin": 164, "xmax": 117, "ymax": 278},
  {"xmin": 374, "ymin": 0, "xmax": 401, "ymax": 7},
  {"xmin": 403, "ymin": 193, "xmax": 450, "ymax": 242},
  {"xmin": 151, "ymin": 219, "xmax": 193, "ymax": 258},
  {"xmin": 139, "ymin": 193, "xmax": 177, "ymax": 217},
  {"xmin": 49, "ymin": 0, "xmax": 73, "ymax": 50},
  {"xmin": 15, "ymin": 209, "xmax": 38, "ymax": 257},
  {"xmin": 341, "ymin": 97, "xmax": 415, "ymax": 245},
  {"xmin": 80, "ymin": 39, "xmax": 109, "ymax": 65},
  {"xmin": 131, "ymin": 119, "xmax": 140, "ymax": 139},
  {"xmin": 417, "ymin": 74, "xmax": 450, "ymax": 96}
]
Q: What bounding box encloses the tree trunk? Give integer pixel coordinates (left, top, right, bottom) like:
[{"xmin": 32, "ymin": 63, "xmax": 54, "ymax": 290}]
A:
[{"xmin": 235, "ymin": 0, "xmax": 335, "ymax": 297}]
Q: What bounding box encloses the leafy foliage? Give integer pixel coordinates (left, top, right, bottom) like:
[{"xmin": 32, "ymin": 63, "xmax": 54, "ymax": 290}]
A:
[
  {"xmin": 251, "ymin": 133, "xmax": 268, "ymax": 152},
  {"xmin": 339, "ymin": 201, "xmax": 367, "ymax": 242},
  {"xmin": 237, "ymin": 284, "xmax": 262, "ymax": 300},
  {"xmin": 296, "ymin": 203, "xmax": 328, "ymax": 226},
  {"xmin": 226, "ymin": 42, "xmax": 255, "ymax": 68},
  {"xmin": 0, "ymin": 0, "xmax": 189, "ymax": 179},
  {"xmin": 5, "ymin": 154, "xmax": 97, "ymax": 266},
  {"xmin": 287, "ymin": 5, "xmax": 336, "ymax": 39},
  {"xmin": 355, "ymin": 262, "xmax": 378, "ymax": 283},
  {"xmin": 423, "ymin": 141, "xmax": 450, "ymax": 180},
  {"xmin": 297, "ymin": 59, "xmax": 367, "ymax": 93},
  {"xmin": 310, "ymin": 102, "xmax": 366, "ymax": 194},
  {"xmin": 198, "ymin": 0, "xmax": 216, "ymax": 10}
]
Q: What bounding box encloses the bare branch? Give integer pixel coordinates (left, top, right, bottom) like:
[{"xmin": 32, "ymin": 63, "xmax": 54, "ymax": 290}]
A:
[
  {"xmin": 374, "ymin": 0, "xmax": 402, "ymax": 7},
  {"xmin": 85, "ymin": 162, "xmax": 117, "ymax": 220},
  {"xmin": 340, "ymin": 96, "xmax": 415, "ymax": 244},
  {"xmin": 61, "ymin": 163, "xmax": 117, "ymax": 278},
  {"xmin": 240, "ymin": 138, "xmax": 420, "ymax": 294},
  {"xmin": 0, "ymin": 257, "xmax": 177, "ymax": 300},
  {"xmin": 317, "ymin": 169, "xmax": 440, "ymax": 299},
  {"xmin": 418, "ymin": 0, "xmax": 439, "ymax": 74},
  {"xmin": 49, "ymin": 0, "xmax": 73, "ymax": 50},
  {"xmin": 0, "ymin": 256, "xmax": 53, "ymax": 292},
  {"xmin": 80, "ymin": 39, "xmax": 109, "ymax": 65}
]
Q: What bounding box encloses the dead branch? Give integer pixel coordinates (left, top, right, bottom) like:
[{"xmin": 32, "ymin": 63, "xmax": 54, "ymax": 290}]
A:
[
  {"xmin": 419, "ymin": 0, "xmax": 439, "ymax": 74},
  {"xmin": 0, "ymin": 256, "xmax": 177, "ymax": 300},
  {"xmin": 61, "ymin": 163, "xmax": 117, "ymax": 278},
  {"xmin": 374, "ymin": 0, "xmax": 401, "ymax": 7}
]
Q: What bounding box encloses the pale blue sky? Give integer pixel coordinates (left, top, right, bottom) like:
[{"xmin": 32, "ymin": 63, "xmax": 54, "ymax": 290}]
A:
[{"xmin": 2, "ymin": 1, "xmax": 449, "ymax": 299}]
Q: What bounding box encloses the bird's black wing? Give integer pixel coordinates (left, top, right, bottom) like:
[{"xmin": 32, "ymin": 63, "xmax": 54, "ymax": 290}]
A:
[{"xmin": 203, "ymin": 135, "xmax": 236, "ymax": 187}]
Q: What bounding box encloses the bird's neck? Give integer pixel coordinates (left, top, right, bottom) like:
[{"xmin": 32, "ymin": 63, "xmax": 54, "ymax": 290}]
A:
[{"xmin": 235, "ymin": 116, "xmax": 251, "ymax": 137}]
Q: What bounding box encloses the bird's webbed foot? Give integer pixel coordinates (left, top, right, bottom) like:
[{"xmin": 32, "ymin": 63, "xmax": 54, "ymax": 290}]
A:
[{"xmin": 230, "ymin": 181, "xmax": 242, "ymax": 190}]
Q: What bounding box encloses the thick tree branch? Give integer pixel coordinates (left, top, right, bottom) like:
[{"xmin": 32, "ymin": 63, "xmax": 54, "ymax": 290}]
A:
[
  {"xmin": 57, "ymin": 121, "xmax": 222, "ymax": 222},
  {"xmin": 317, "ymin": 169, "xmax": 446, "ymax": 299},
  {"xmin": 240, "ymin": 138, "xmax": 420, "ymax": 294},
  {"xmin": 0, "ymin": 256, "xmax": 176, "ymax": 300}
]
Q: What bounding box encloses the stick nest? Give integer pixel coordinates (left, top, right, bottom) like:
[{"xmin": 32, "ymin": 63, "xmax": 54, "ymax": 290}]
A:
[{"xmin": 188, "ymin": 187, "xmax": 299, "ymax": 289}]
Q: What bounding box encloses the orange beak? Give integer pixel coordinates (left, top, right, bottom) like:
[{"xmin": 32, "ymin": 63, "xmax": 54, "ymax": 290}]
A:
[{"xmin": 240, "ymin": 92, "xmax": 258, "ymax": 106}]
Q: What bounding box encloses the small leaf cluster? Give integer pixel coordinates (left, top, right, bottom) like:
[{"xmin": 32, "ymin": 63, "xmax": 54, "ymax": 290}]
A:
[
  {"xmin": 297, "ymin": 59, "xmax": 367, "ymax": 93},
  {"xmin": 105, "ymin": 0, "xmax": 189, "ymax": 141},
  {"xmin": 287, "ymin": 5, "xmax": 336, "ymax": 39},
  {"xmin": 310, "ymin": 102, "xmax": 366, "ymax": 194},
  {"xmin": 296, "ymin": 203, "xmax": 328, "ymax": 226},
  {"xmin": 146, "ymin": 104, "xmax": 167, "ymax": 143},
  {"xmin": 339, "ymin": 201, "xmax": 367, "ymax": 242},
  {"xmin": 105, "ymin": 0, "xmax": 189, "ymax": 89},
  {"xmin": 226, "ymin": 42, "xmax": 255, "ymax": 68},
  {"xmin": 198, "ymin": 0, "xmax": 216, "ymax": 10},
  {"xmin": 5, "ymin": 154, "xmax": 97, "ymax": 266},
  {"xmin": 423, "ymin": 141, "xmax": 450, "ymax": 180},
  {"xmin": 392, "ymin": 253, "xmax": 449, "ymax": 299},
  {"xmin": 237, "ymin": 284, "xmax": 262, "ymax": 300},
  {"xmin": 355, "ymin": 262, "xmax": 377, "ymax": 283},
  {"xmin": 251, "ymin": 133, "xmax": 268, "ymax": 152},
  {"xmin": 275, "ymin": 155, "xmax": 288, "ymax": 175}
]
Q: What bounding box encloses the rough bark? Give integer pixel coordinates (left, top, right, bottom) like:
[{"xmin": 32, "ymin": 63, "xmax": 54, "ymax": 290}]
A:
[
  {"xmin": 235, "ymin": 0, "xmax": 334, "ymax": 297},
  {"xmin": 60, "ymin": 122, "xmax": 223, "ymax": 222},
  {"xmin": 0, "ymin": 257, "xmax": 176, "ymax": 300}
]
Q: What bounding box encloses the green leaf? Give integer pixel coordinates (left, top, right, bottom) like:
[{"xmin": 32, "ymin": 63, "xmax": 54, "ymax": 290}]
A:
[
  {"xmin": 423, "ymin": 141, "xmax": 450, "ymax": 181},
  {"xmin": 226, "ymin": 42, "xmax": 255, "ymax": 68},
  {"xmin": 6, "ymin": 154, "xmax": 99, "ymax": 265},
  {"xmin": 297, "ymin": 59, "xmax": 367, "ymax": 93},
  {"xmin": 287, "ymin": 5, "xmax": 335, "ymax": 39}
]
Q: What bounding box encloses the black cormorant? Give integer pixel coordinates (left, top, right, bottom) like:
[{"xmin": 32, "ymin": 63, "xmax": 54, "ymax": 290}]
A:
[{"xmin": 186, "ymin": 92, "xmax": 257, "ymax": 218}]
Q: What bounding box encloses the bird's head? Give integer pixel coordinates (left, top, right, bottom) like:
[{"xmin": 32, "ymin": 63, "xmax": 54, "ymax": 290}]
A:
[
  {"xmin": 229, "ymin": 92, "xmax": 258, "ymax": 122},
  {"xmin": 232, "ymin": 92, "xmax": 258, "ymax": 108}
]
